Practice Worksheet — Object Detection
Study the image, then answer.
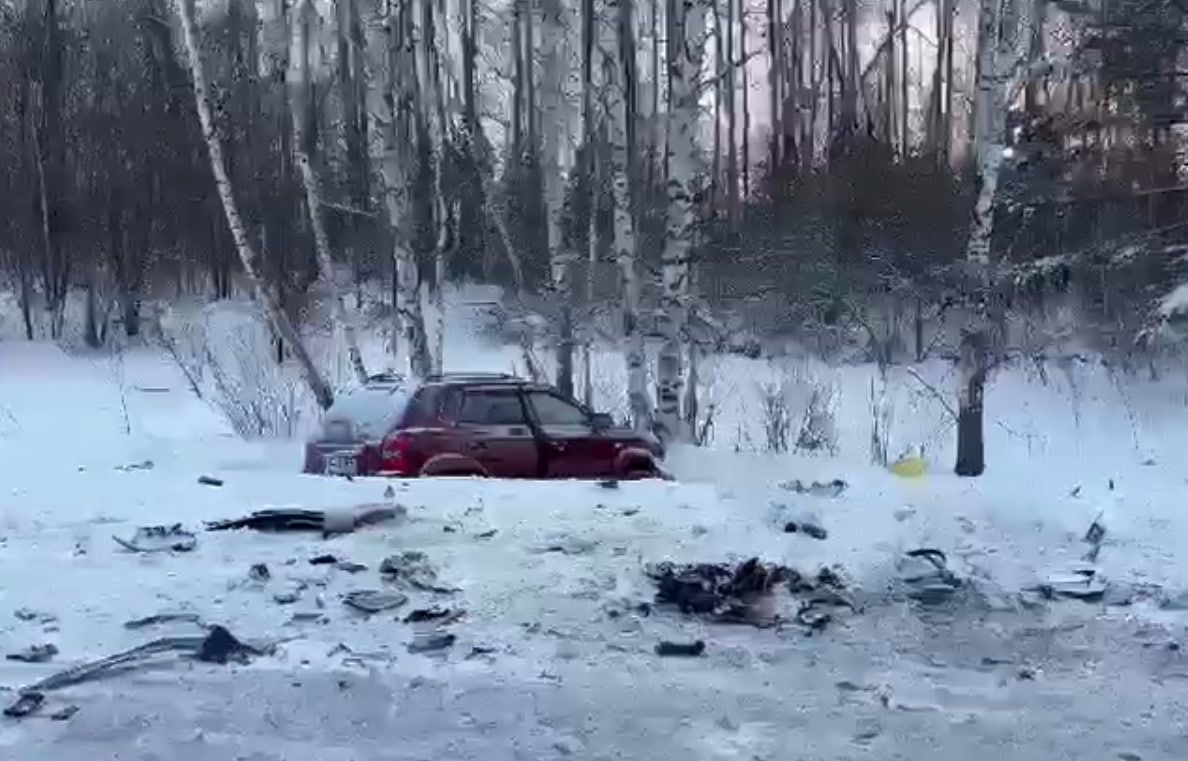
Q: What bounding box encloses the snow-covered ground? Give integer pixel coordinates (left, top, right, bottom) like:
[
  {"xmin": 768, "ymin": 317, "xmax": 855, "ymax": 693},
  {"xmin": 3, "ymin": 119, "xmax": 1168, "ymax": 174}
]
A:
[{"xmin": 3, "ymin": 316, "xmax": 1188, "ymax": 759}]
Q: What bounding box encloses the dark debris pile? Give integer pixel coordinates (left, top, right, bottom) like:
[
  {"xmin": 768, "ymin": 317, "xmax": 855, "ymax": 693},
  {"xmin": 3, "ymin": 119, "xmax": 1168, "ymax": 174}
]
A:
[{"xmin": 646, "ymin": 557, "xmax": 853, "ymax": 631}]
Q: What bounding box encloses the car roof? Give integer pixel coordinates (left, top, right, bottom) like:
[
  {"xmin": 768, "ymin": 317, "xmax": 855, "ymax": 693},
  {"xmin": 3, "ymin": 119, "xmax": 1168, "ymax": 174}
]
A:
[{"xmin": 419, "ymin": 372, "xmax": 530, "ymax": 388}]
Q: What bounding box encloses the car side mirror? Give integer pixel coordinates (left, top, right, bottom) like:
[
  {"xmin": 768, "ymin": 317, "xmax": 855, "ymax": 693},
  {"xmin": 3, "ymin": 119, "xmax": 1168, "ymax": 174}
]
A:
[{"xmin": 590, "ymin": 412, "xmax": 614, "ymax": 432}]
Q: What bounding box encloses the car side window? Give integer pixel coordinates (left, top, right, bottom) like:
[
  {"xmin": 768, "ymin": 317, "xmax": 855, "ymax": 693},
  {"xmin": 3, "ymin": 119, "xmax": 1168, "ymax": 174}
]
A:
[
  {"xmin": 438, "ymin": 388, "xmax": 463, "ymax": 422},
  {"xmin": 527, "ymin": 391, "xmax": 589, "ymax": 427},
  {"xmin": 458, "ymin": 390, "xmax": 528, "ymax": 425}
]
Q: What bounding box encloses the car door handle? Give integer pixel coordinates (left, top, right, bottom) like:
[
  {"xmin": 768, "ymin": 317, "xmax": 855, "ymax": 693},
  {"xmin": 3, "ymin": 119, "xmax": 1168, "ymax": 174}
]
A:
[
  {"xmin": 467, "ymin": 442, "xmax": 487, "ymax": 452},
  {"xmin": 548, "ymin": 441, "xmax": 566, "ymax": 452}
]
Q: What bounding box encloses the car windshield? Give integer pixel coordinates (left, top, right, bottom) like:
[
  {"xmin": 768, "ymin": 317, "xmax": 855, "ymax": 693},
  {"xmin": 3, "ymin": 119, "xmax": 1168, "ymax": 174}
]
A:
[{"xmin": 320, "ymin": 384, "xmax": 412, "ymax": 441}]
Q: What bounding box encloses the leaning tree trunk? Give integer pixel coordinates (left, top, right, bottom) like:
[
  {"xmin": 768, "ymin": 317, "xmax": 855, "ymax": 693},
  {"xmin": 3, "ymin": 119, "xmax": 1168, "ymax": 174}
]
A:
[
  {"xmin": 955, "ymin": 0, "xmax": 1014, "ymax": 477},
  {"xmin": 291, "ymin": 0, "xmax": 369, "ymax": 386},
  {"xmin": 175, "ymin": 0, "xmax": 334, "ymax": 410},
  {"xmin": 656, "ymin": 0, "xmax": 708, "ymax": 443}
]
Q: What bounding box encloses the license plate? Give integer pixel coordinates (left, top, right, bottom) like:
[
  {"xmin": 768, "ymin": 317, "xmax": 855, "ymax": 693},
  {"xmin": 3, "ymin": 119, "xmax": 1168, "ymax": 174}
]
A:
[{"xmin": 325, "ymin": 453, "xmax": 357, "ymax": 477}]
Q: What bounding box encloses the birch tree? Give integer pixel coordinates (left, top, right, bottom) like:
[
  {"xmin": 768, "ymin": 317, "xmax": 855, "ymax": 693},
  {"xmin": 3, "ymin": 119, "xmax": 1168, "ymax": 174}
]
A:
[
  {"xmin": 174, "ymin": 0, "xmax": 335, "ymax": 410},
  {"xmin": 540, "ymin": 0, "xmax": 576, "ymax": 397},
  {"xmin": 379, "ymin": 0, "xmax": 432, "ymax": 379},
  {"xmin": 656, "ymin": 0, "xmax": 709, "ymax": 442},
  {"xmin": 955, "ymin": 0, "xmax": 1020, "ymax": 476},
  {"xmin": 604, "ymin": 0, "xmax": 651, "ymax": 430},
  {"xmin": 290, "ymin": 0, "xmax": 369, "ymax": 386}
]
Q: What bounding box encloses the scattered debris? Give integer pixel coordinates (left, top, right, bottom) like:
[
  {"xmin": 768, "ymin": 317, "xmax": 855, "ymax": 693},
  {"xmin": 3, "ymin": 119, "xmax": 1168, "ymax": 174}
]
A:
[
  {"xmin": 49, "ymin": 704, "xmax": 79, "ymax": 721},
  {"xmin": 898, "ymin": 548, "xmax": 962, "ymax": 605},
  {"xmin": 6, "ymin": 644, "xmax": 59, "ymax": 663},
  {"xmin": 655, "ymin": 640, "xmax": 705, "ymax": 657},
  {"xmin": 197, "ymin": 625, "xmax": 264, "ymax": 664},
  {"xmin": 474, "ymin": 529, "xmax": 498, "ymax": 539},
  {"xmin": 1069, "ymin": 485, "xmax": 1082, "ymax": 498},
  {"xmin": 3, "ymin": 692, "xmax": 44, "ymax": 718},
  {"xmin": 197, "ymin": 475, "xmax": 224, "ymax": 487},
  {"xmin": 467, "ymin": 645, "xmax": 496, "ymax": 658},
  {"xmin": 272, "ymin": 591, "xmax": 301, "ymax": 605},
  {"xmin": 533, "ymin": 537, "xmax": 601, "ymax": 556},
  {"xmin": 308, "ymin": 554, "xmax": 338, "ymax": 566},
  {"xmin": 116, "ymin": 459, "xmax": 154, "ymax": 472},
  {"xmin": 379, "ymin": 551, "xmax": 457, "ymax": 594},
  {"xmin": 403, "ymin": 607, "xmax": 465, "ymax": 625},
  {"xmin": 249, "ymin": 563, "xmax": 271, "ymax": 582},
  {"xmin": 598, "ymin": 480, "xmax": 620, "ymax": 490},
  {"xmin": 124, "ymin": 612, "xmax": 203, "ymax": 630},
  {"xmin": 779, "ymin": 479, "xmax": 848, "ymax": 498},
  {"xmin": 783, "ymin": 520, "xmax": 828, "ymax": 540},
  {"xmin": 335, "ymin": 561, "xmax": 368, "ymax": 574},
  {"xmin": 344, "ymin": 590, "xmax": 409, "ymax": 614},
  {"xmin": 206, "ymin": 505, "xmax": 399, "ymax": 536},
  {"xmin": 647, "ymin": 557, "xmax": 846, "ymax": 628},
  {"xmin": 407, "ymin": 632, "xmax": 456, "ymax": 654},
  {"xmin": 1083, "ymin": 513, "xmax": 1106, "ymax": 562},
  {"xmin": 1028, "ymin": 570, "xmax": 1108, "ymax": 603},
  {"xmin": 113, "ymin": 524, "xmax": 197, "ymax": 553},
  {"xmin": 13, "ymin": 608, "xmax": 55, "ymax": 624},
  {"xmin": 8, "ymin": 626, "xmax": 266, "ymax": 703}
]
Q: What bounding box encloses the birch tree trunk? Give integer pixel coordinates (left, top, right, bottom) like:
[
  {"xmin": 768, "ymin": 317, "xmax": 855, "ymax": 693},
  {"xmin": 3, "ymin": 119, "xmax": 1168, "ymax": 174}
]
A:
[
  {"xmin": 604, "ymin": 0, "xmax": 651, "ymax": 431},
  {"xmin": 955, "ymin": 0, "xmax": 1016, "ymax": 477},
  {"xmin": 541, "ymin": 0, "xmax": 575, "ymax": 398},
  {"xmin": 290, "ymin": 0, "xmax": 368, "ymax": 386},
  {"xmin": 380, "ymin": 1, "xmax": 433, "ymax": 378},
  {"xmin": 580, "ymin": 0, "xmax": 598, "ymax": 409},
  {"xmin": 174, "ymin": 0, "xmax": 335, "ymax": 410},
  {"xmin": 656, "ymin": 0, "xmax": 708, "ymax": 443}
]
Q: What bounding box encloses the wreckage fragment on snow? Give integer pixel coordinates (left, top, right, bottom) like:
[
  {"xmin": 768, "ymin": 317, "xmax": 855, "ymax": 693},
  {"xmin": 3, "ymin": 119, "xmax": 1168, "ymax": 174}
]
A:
[
  {"xmin": 205, "ymin": 503, "xmax": 401, "ymax": 536},
  {"xmin": 380, "ymin": 551, "xmax": 458, "ymax": 594},
  {"xmin": 779, "ymin": 479, "xmax": 848, "ymax": 498},
  {"xmin": 3, "ymin": 626, "xmax": 269, "ymax": 719},
  {"xmin": 112, "ymin": 524, "xmax": 198, "ymax": 553},
  {"xmin": 645, "ymin": 557, "xmax": 851, "ymax": 629},
  {"xmin": 6, "ymin": 644, "xmax": 59, "ymax": 663},
  {"xmin": 896, "ymin": 548, "xmax": 963, "ymax": 605}
]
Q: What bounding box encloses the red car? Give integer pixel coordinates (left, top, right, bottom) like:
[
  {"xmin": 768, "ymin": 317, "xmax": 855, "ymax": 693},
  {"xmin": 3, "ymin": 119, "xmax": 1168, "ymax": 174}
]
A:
[{"xmin": 303, "ymin": 373, "xmax": 666, "ymax": 480}]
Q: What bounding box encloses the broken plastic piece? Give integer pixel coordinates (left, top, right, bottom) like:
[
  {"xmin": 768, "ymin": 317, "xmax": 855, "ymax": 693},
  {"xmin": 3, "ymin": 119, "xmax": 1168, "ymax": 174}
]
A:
[
  {"xmin": 113, "ymin": 524, "xmax": 197, "ymax": 553},
  {"xmin": 344, "ymin": 590, "xmax": 409, "ymax": 614}
]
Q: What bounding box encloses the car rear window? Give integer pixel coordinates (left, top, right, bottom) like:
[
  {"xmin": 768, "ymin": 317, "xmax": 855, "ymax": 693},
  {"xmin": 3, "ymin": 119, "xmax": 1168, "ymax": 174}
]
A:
[{"xmin": 320, "ymin": 384, "xmax": 412, "ymax": 442}]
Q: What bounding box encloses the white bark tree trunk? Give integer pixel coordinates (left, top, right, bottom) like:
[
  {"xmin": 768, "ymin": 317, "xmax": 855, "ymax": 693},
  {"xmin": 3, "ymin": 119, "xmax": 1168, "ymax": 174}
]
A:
[
  {"xmin": 290, "ymin": 0, "xmax": 369, "ymax": 386},
  {"xmin": 541, "ymin": 0, "xmax": 576, "ymax": 398},
  {"xmin": 604, "ymin": 0, "xmax": 650, "ymax": 431},
  {"xmin": 380, "ymin": 3, "xmax": 433, "ymax": 379},
  {"xmin": 175, "ymin": 0, "xmax": 335, "ymax": 410},
  {"xmin": 955, "ymin": 0, "xmax": 1016, "ymax": 477},
  {"xmin": 656, "ymin": 0, "xmax": 708, "ymax": 443}
]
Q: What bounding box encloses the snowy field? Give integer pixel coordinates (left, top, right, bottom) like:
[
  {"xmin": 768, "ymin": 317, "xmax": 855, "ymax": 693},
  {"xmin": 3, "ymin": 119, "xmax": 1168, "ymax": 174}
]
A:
[{"xmin": 3, "ymin": 304, "xmax": 1188, "ymax": 759}]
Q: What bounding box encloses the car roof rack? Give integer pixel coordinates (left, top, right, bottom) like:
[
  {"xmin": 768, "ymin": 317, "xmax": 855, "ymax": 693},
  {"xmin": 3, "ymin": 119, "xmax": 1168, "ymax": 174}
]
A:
[{"xmin": 424, "ymin": 372, "xmax": 524, "ymax": 383}]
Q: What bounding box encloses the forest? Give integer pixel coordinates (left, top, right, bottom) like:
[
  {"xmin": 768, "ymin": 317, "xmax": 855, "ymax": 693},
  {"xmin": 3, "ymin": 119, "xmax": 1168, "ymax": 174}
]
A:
[{"xmin": 0, "ymin": 0, "xmax": 1186, "ymax": 474}]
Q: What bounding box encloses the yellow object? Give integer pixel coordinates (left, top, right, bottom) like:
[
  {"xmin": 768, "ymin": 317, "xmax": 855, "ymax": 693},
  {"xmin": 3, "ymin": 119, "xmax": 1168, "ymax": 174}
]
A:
[{"xmin": 889, "ymin": 456, "xmax": 926, "ymax": 478}]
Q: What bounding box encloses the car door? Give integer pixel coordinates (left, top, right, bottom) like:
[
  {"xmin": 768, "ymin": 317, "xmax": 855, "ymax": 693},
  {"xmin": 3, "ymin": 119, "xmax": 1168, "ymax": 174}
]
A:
[
  {"xmin": 452, "ymin": 387, "xmax": 541, "ymax": 478},
  {"xmin": 524, "ymin": 389, "xmax": 615, "ymax": 478}
]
